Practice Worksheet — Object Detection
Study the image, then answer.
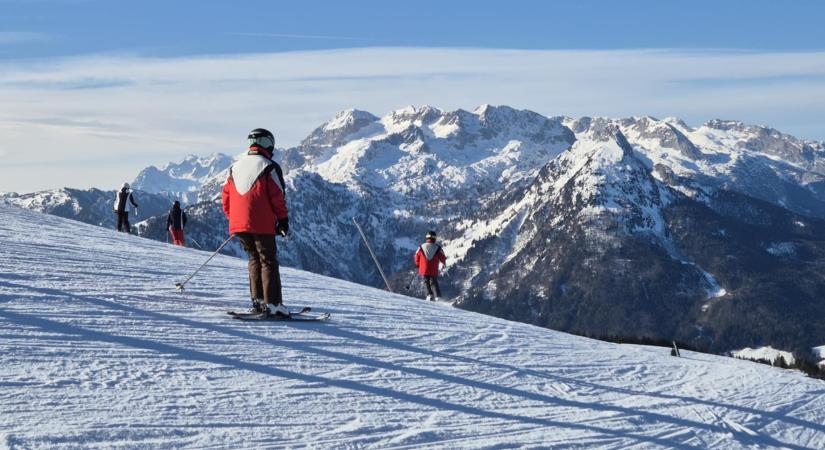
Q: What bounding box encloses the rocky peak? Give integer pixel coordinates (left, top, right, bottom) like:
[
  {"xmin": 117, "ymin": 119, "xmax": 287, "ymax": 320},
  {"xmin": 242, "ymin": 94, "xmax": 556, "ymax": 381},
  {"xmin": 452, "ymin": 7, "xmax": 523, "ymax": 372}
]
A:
[
  {"xmin": 322, "ymin": 108, "xmax": 380, "ymax": 132},
  {"xmin": 634, "ymin": 119, "xmax": 703, "ymax": 160},
  {"xmin": 302, "ymin": 109, "xmax": 380, "ymax": 148},
  {"xmin": 387, "ymin": 105, "xmax": 444, "ymax": 126},
  {"xmin": 704, "ymin": 119, "xmax": 825, "ymax": 168}
]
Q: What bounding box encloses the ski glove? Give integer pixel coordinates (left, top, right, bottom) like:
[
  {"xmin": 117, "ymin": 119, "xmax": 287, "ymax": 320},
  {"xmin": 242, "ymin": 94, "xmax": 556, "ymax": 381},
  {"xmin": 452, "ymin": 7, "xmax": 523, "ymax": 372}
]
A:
[{"xmin": 277, "ymin": 218, "xmax": 289, "ymax": 236}]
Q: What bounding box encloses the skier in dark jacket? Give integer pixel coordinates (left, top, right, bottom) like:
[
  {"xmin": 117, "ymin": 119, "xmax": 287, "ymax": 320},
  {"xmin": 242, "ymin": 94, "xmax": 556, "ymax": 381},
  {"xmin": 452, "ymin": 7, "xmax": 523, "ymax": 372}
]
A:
[
  {"xmin": 414, "ymin": 230, "xmax": 447, "ymax": 301},
  {"xmin": 113, "ymin": 182, "xmax": 139, "ymax": 233},
  {"xmin": 166, "ymin": 201, "xmax": 187, "ymax": 246},
  {"xmin": 222, "ymin": 128, "xmax": 290, "ymax": 317}
]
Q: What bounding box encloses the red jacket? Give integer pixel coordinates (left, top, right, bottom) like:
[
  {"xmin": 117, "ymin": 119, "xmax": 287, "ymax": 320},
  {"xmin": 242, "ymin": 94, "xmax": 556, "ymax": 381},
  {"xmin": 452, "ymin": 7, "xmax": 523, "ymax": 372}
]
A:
[
  {"xmin": 415, "ymin": 241, "xmax": 446, "ymax": 277},
  {"xmin": 222, "ymin": 149, "xmax": 288, "ymax": 235}
]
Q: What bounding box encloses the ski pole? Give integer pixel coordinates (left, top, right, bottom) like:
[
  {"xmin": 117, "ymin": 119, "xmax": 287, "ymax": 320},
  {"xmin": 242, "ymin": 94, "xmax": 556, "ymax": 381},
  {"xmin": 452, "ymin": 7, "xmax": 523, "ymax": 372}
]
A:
[{"xmin": 175, "ymin": 234, "xmax": 235, "ymax": 291}]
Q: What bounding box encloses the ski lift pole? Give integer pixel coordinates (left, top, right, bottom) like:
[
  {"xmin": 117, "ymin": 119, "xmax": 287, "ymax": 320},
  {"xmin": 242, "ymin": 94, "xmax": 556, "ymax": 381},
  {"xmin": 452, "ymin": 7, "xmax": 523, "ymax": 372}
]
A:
[
  {"xmin": 175, "ymin": 234, "xmax": 235, "ymax": 291},
  {"xmin": 189, "ymin": 237, "xmax": 204, "ymax": 250},
  {"xmin": 404, "ymin": 271, "xmax": 417, "ymax": 291},
  {"xmin": 352, "ymin": 217, "xmax": 393, "ymax": 292}
]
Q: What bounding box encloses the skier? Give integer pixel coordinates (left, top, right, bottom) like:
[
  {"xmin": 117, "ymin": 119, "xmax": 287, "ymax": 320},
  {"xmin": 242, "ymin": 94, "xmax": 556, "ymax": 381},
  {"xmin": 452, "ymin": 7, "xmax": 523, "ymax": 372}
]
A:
[
  {"xmin": 222, "ymin": 128, "xmax": 290, "ymax": 317},
  {"xmin": 414, "ymin": 230, "xmax": 447, "ymax": 301},
  {"xmin": 113, "ymin": 182, "xmax": 139, "ymax": 233},
  {"xmin": 166, "ymin": 201, "xmax": 187, "ymax": 246}
]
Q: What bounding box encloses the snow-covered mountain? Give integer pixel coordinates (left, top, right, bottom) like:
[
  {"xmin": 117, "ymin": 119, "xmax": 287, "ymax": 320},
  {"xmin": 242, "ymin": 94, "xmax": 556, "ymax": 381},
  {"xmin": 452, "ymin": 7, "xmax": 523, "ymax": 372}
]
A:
[
  {"xmin": 568, "ymin": 116, "xmax": 825, "ymax": 218},
  {"xmin": 6, "ymin": 105, "xmax": 825, "ymax": 361},
  {"xmin": 457, "ymin": 122, "xmax": 825, "ymax": 359},
  {"xmin": 131, "ymin": 153, "xmax": 234, "ymax": 204},
  {"xmin": 2, "ymin": 205, "xmax": 824, "ymax": 449}
]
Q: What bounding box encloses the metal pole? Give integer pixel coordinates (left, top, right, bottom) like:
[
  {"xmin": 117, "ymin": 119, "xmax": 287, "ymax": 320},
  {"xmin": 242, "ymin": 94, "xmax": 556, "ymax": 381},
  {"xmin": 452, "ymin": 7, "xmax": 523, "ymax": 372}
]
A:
[
  {"xmin": 189, "ymin": 237, "xmax": 204, "ymax": 249},
  {"xmin": 404, "ymin": 271, "xmax": 417, "ymax": 290},
  {"xmin": 671, "ymin": 341, "xmax": 681, "ymax": 357},
  {"xmin": 175, "ymin": 234, "xmax": 235, "ymax": 291},
  {"xmin": 352, "ymin": 217, "xmax": 393, "ymax": 292}
]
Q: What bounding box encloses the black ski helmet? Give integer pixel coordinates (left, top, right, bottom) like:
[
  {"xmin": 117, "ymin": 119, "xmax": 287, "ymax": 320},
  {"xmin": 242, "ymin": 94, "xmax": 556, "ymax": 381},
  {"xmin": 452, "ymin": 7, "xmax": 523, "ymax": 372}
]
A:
[
  {"xmin": 247, "ymin": 128, "xmax": 275, "ymax": 150},
  {"xmin": 425, "ymin": 230, "xmax": 437, "ymax": 240}
]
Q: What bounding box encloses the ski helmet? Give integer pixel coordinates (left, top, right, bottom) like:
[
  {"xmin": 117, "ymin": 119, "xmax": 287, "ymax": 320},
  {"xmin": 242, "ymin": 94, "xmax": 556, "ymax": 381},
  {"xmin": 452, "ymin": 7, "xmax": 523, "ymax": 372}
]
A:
[
  {"xmin": 121, "ymin": 182, "xmax": 130, "ymax": 190},
  {"xmin": 247, "ymin": 128, "xmax": 275, "ymax": 150},
  {"xmin": 425, "ymin": 230, "xmax": 437, "ymax": 240}
]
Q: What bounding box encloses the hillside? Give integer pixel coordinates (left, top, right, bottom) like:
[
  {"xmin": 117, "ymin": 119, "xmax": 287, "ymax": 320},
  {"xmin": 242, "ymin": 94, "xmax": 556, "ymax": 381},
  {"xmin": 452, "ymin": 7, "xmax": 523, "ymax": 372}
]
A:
[{"xmin": 1, "ymin": 205, "xmax": 824, "ymax": 449}]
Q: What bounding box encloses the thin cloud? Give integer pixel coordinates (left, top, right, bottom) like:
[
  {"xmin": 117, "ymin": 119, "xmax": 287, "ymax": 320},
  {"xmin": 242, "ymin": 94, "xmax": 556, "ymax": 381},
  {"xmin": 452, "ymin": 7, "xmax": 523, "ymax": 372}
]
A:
[
  {"xmin": 1, "ymin": 47, "xmax": 824, "ymax": 193},
  {"xmin": 0, "ymin": 77, "xmax": 135, "ymax": 90}
]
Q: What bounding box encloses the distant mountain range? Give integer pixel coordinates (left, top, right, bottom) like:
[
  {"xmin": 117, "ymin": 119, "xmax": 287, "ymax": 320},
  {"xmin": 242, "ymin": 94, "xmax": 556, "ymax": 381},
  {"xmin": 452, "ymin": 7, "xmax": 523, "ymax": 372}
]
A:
[{"xmin": 4, "ymin": 105, "xmax": 824, "ymax": 359}]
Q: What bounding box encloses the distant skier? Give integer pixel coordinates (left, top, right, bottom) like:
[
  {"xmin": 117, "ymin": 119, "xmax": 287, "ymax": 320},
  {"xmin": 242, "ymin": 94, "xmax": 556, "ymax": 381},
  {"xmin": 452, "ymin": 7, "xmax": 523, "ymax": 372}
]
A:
[
  {"xmin": 166, "ymin": 201, "xmax": 188, "ymax": 246},
  {"xmin": 222, "ymin": 128, "xmax": 290, "ymax": 317},
  {"xmin": 113, "ymin": 182, "xmax": 139, "ymax": 233},
  {"xmin": 415, "ymin": 230, "xmax": 447, "ymax": 301}
]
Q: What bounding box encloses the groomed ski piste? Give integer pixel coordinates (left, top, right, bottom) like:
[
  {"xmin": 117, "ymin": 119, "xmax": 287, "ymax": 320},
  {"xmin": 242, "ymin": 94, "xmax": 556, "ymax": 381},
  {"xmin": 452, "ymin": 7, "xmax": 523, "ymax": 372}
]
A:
[{"xmin": 1, "ymin": 205, "xmax": 824, "ymax": 450}]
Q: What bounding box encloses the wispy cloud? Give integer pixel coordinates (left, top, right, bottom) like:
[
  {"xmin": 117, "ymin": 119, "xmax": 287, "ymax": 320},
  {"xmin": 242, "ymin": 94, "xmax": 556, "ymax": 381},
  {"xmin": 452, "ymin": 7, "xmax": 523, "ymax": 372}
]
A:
[
  {"xmin": 0, "ymin": 77, "xmax": 135, "ymax": 90},
  {"xmin": 1, "ymin": 47, "xmax": 824, "ymax": 192},
  {"xmin": 0, "ymin": 31, "xmax": 50, "ymax": 44}
]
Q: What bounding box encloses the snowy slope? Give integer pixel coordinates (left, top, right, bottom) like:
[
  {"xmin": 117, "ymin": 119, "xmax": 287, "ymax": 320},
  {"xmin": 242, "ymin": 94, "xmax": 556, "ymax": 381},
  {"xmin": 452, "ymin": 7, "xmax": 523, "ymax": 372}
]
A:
[{"xmin": 1, "ymin": 205, "xmax": 825, "ymax": 449}]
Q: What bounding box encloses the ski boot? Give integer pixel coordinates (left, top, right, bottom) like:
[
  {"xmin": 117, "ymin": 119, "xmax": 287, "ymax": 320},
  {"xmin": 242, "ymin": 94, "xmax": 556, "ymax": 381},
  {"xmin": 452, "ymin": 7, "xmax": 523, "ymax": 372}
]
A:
[
  {"xmin": 426, "ymin": 295, "xmax": 434, "ymax": 302},
  {"xmin": 262, "ymin": 303, "xmax": 291, "ymax": 318},
  {"xmin": 248, "ymin": 299, "xmax": 263, "ymax": 314}
]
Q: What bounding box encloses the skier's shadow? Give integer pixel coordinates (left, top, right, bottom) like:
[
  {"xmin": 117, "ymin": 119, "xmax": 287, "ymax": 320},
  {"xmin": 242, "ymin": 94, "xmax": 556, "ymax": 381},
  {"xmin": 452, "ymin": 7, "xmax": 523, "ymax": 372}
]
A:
[{"xmin": 0, "ymin": 284, "xmax": 821, "ymax": 450}]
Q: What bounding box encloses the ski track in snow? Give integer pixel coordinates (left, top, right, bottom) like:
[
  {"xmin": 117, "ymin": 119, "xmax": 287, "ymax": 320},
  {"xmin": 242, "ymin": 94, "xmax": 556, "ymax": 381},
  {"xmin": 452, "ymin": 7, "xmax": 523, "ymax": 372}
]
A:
[{"xmin": 1, "ymin": 205, "xmax": 824, "ymax": 449}]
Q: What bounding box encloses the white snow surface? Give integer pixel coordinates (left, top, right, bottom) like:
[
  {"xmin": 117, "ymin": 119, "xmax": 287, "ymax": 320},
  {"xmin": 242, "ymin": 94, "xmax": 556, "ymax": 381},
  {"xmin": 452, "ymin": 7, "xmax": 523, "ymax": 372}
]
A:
[
  {"xmin": 766, "ymin": 242, "xmax": 796, "ymax": 256},
  {"xmin": 732, "ymin": 347, "xmax": 796, "ymax": 366},
  {"xmin": 813, "ymin": 346, "xmax": 825, "ymax": 368},
  {"xmin": 2, "ymin": 206, "xmax": 825, "ymax": 449}
]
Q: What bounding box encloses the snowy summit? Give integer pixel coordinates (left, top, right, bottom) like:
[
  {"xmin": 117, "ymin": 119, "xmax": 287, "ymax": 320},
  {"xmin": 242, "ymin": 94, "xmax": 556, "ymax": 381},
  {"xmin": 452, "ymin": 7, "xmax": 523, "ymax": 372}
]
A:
[{"xmin": 1, "ymin": 205, "xmax": 824, "ymax": 448}]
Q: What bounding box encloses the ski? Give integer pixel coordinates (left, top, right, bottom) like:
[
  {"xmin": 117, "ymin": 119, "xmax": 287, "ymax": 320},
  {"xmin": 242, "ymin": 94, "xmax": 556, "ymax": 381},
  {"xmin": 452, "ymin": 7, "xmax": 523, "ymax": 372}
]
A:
[
  {"xmin": 227, "ymin": 311, "xmax": 330, "ymax": 322},
  {"xmin": 226, "ymin": 306, "xmax": 311, "ymax": 316}
]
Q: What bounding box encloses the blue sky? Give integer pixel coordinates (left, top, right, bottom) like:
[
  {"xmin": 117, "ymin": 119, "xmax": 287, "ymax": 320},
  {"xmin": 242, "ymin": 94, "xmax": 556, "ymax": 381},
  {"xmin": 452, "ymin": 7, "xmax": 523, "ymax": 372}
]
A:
[
  {"xmin": 1, "ymin": 0, "xmax": 824, "ymax": 192},
  {"xmin": 3, "ymin": 0, "xmax": 825, "ymax": 56}
]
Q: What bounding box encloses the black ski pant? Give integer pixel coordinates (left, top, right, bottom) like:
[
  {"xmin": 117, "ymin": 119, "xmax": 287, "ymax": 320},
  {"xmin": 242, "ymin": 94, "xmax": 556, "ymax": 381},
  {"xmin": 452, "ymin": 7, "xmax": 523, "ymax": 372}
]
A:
[
  {"xmin": 424, "ymin": 276, "xmax": 441, "ymax": 298},
  {"xmin": 237, "ymin": 233, "xmax": 283, "ymax": 306},
  {"xmin": 116, "ymin": 211, "xmax": 130, "ymax": 233}
]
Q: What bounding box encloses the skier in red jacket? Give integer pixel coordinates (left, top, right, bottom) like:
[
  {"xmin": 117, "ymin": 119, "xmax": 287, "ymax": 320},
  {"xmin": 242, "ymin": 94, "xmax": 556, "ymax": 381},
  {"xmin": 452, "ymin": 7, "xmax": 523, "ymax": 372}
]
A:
[
  {"xmin": 222, "ymin": 128, "xmax": 290, "ymax": 317},
  {"xmin": 414, "ymin": 230, "xmax": 447, "ymax": 301}
]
